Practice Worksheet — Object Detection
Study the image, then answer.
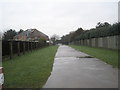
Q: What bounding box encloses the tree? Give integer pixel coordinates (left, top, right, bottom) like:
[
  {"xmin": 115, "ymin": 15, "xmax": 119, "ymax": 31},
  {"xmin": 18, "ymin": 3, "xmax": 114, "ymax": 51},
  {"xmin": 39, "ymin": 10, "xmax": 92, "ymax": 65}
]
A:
[
  {"xmin": 3, "ymin": 29, "xmax": 17, "ymax": 40},
  {"xmin": 61, "ymin": 22, "xmax": 119, "ymax": 42},
  {"xmin": 61, "ymin": 34, "xmax": 71, "ymax": 45},
  {"xmin": 96, "ymin": 22, "xmax": 111, "ymax": 28},
  {"xmin": 70, "ymin": 28, "xmax": 84, "ymax": 41},
  {"xmin": 18, "ymin": 29, "xmax": 24, "ymax": 34},
  {"xmin": 50, "ymin": 34, "xmax": 60, "ymax": 44},
  {"xmin": 103, "ymin": 22, "xmax": 111, "ymax": 27}
]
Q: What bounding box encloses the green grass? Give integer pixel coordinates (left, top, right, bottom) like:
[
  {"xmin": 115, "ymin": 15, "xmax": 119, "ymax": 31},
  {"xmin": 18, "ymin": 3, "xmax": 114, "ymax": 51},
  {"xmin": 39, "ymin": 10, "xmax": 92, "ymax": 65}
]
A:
[
  {"xmin": 70, "ymin": 45, "xmax": 119, "ymax": 68},
  {"xmin": 3, "ymin": 45, "xmax": 58, "ymax": 88}
]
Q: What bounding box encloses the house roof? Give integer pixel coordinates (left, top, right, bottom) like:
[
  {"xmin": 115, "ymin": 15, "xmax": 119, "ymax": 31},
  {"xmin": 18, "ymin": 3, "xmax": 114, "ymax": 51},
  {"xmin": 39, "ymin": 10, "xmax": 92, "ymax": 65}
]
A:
[
  {"xmin": 14, "ymin": 29, "xmax": 31, "ymax": 37},
  {"xmin": 14, "ymin": 29, "xmax": 49, "ymax": 40},
  {"xmin": 29, "ymin": 29, "xmax": 49, "ymax": 39}
]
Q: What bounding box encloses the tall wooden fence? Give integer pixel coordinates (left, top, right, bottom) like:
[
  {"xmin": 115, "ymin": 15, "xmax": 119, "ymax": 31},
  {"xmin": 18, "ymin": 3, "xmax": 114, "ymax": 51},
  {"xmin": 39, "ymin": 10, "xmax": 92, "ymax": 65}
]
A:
[
  {"xmin": 70, "ymin": 35, "xmax": 120, "ymax": 50},
  {"xmin": 2, "ymin": 40, "xmax": 49, "ymax": 59}
]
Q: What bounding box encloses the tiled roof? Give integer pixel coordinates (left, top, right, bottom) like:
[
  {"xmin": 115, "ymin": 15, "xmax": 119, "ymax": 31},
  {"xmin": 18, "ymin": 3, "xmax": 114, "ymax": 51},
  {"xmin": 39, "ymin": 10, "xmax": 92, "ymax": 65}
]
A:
[{"xmin": 14, "ymin": 29, "xmax": 49, "ymax": 40}]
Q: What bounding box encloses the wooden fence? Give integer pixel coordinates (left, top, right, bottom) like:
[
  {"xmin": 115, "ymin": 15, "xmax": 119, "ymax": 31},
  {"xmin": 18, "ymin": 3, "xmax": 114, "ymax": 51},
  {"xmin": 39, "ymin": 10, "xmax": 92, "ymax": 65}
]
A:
[{"xmin": 2, "ymin": 40, "xmax": 49, "ymax": 59}]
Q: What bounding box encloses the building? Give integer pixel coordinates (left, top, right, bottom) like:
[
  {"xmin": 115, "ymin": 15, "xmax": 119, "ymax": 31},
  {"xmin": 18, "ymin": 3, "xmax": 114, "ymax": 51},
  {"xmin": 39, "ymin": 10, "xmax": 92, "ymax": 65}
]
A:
[{"xmin": 14, "ymin": 29, "xmax": 49, "ymax": 41}]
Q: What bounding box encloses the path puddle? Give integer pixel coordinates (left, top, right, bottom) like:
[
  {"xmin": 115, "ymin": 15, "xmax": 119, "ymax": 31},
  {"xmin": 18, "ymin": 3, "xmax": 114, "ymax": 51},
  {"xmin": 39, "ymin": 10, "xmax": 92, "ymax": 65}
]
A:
[{"xmin": 76, "ymin": 56, "xmax": 94, "ymax": 58}]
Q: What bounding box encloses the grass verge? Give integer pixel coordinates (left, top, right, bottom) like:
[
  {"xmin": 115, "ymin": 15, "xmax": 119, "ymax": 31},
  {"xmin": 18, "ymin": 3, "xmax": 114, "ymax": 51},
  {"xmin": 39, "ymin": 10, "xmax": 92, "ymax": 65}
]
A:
[
  {"xmin": 3, "ymin": 45, "xmax": 58, "ymax": 88},
  {"xmin": 70, "ymin": 45, "xmax": 119, "ymax": 68}
]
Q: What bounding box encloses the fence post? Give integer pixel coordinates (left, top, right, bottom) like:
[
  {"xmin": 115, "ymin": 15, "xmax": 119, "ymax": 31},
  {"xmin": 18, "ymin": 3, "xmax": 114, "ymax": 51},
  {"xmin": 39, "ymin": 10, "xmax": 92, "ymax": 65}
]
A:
[
  {"xmin": 36, "ymin": 42, "xmax": 37, "ymax": 49},
  {"xmin": 31, "ymin": 42, "xmax": 32, "ymax": 52},
  {"xmin": 27, "ymin": 41, "xmax": 29, "ymax": 52},
  {"xmin": 29, "ymin": 42, "xmax": 31, "ymax": 52},
  {"xmin": 32, "ymin": 42, "xmax": 35, "ymax": 50},
  {"xmin": 9, "ymin": 41, "xmax": 13, "ymax": 59},
  {"xmin": 34, "ymin": 42, "xmax": 36, "ymax": 49},
  {"xmin": 35, "ymin": 42, "xmax": 37, "ymax": 49},
  {"xmin": 35, "ymin": 42, "xmax": 36, "ymax": 49},
  {"xmin": 23, "ymin": 41, "xmax": 25, "ymax": 54},
  {"xmin": 37, "ymin": 42, "xmax": 39, "ymax": 49},
  {"xmin": 33, "ymin": 42, "xmax": 35, "ymax": 50},
  {"xmin": 17, "ymin": 41, "xmax": 20, "ymax": 56}
]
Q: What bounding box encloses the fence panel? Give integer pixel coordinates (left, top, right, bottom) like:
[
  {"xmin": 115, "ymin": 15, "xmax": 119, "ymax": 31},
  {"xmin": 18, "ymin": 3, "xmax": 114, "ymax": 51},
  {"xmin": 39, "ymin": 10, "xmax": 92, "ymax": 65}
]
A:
[
  {"xmin": 77, "ymin": 35, "xmax": 119, "ymax": 50},
  {"xmin": 2, "ymin": 40, "xmax": 49, "ymax": 59},
  {"xmin": 2, "ymin": 40, "xmax": 10, "ymax": 56}
]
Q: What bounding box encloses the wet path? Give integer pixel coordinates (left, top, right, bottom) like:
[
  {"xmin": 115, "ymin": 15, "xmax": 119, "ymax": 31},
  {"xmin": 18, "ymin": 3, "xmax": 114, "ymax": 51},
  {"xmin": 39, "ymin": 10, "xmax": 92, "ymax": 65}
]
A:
[{"xmin": 43, "ymin": 45, "xmax": 118, "ymax": 88}]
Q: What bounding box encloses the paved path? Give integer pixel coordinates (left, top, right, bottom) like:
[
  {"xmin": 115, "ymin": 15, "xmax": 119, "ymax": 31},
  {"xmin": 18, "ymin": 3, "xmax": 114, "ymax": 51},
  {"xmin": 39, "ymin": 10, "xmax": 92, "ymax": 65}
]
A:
[{"xmin": 43, "ymin": 45, "xmax": 118, "ymax": 88}]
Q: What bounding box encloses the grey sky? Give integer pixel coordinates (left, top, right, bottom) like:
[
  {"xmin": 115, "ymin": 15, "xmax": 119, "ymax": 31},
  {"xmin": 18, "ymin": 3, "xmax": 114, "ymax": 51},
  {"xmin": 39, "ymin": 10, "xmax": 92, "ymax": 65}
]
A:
[{"xmin": 0, "ymin": 0, "xmax": 119, "ymax": 37}]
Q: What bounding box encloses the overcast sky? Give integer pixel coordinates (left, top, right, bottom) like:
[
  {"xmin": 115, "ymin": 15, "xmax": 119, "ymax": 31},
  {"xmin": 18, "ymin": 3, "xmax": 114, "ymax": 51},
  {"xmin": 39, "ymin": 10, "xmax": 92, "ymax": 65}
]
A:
[{"xmin": 0, "ymin": 0, "xmax": 119, "ymax": 37}]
